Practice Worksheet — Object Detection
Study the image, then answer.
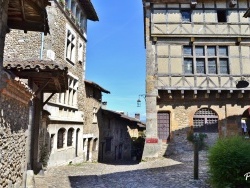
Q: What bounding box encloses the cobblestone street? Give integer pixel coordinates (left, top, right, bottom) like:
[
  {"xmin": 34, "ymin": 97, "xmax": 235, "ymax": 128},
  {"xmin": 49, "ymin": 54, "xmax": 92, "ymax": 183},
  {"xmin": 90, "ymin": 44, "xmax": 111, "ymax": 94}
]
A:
[{"xmin": 35, "ymin": 151, "xmax": 210, "ymax": 188}]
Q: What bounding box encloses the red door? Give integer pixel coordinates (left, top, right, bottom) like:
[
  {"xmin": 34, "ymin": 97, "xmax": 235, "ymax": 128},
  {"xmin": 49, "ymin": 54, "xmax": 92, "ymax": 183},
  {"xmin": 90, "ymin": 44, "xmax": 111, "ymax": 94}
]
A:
[{"xmin": 157, "ymin": 112, "xmax": 170, "ymax": 143}]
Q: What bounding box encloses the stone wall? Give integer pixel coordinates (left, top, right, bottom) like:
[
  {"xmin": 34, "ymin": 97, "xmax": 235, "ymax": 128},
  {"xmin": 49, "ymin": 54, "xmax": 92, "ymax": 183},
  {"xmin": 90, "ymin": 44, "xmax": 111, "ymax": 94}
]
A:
[
  {"xmin": 4, "ymin": 1, "xmax": 88, "ymax": 168},
  {"xmin": 99, "ymin": 114, "xmax": 132, "ymax": 162},
  {"xmin": 82, "ymin": 85, "xmax": 102, "ymax": 161},
  {"xmin": 0, "ymin": 75, "xmax": 32, "ymax": 187}
]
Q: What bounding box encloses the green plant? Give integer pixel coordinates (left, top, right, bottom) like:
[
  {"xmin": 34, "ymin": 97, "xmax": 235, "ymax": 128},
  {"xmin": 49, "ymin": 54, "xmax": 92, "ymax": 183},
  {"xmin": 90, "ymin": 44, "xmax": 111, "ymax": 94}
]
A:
[
  {"xmin": 39, "ymin": 144, "xmax": 49, "ymax": 167},
  {"xmin": 187, "ymin": 130, "xmax": 207, "ymax": 150},
  {"xmin": 208, "ymin": 136, "xmax": 250, "ymax": 188}
]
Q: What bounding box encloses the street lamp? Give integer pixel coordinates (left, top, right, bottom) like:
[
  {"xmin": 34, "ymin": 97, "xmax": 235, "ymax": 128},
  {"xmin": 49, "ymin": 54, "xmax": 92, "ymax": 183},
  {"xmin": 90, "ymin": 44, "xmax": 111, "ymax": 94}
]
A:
[
  {"xmin": 137, "ymin": 94, "xmax": 146, "ymax": 107},
  {"xmin": 137, "ymin": 98, "xmax": 141, "ymax": 107}
]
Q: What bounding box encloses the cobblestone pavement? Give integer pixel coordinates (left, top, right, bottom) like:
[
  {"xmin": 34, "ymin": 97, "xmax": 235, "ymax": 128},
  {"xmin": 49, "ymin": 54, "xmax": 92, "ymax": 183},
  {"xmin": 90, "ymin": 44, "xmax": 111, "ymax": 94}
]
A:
[{"xmin": 35, "ymin": 151, "xmax": 211, "ymax": 188}]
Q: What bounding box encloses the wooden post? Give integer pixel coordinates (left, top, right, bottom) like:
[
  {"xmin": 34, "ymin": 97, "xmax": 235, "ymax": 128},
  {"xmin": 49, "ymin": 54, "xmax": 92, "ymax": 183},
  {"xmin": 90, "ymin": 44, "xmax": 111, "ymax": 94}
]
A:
[{"xmin": 194, "ymin": 141, "xmax": 199, "ymax": 180}]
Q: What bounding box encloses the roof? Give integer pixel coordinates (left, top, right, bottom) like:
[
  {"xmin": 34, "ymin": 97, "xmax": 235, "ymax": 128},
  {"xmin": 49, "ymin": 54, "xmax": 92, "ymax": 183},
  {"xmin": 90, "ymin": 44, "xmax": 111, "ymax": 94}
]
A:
[
  {"xmin": 85, "ymin": 80, "xmax": 110, "ymax": 94},
  {"xmin": 102, "ymin": 109, "xmax": 146, "ymax": 129},
  {"xmin": 7, "ymin": 0, "xmax": 50, "ymax": 34},
  {"xmin": 79, "ymin": 0, "xmax": 99, "ymax": 21},
  {"xmin": 4, "ymin": 60, "xmax": 68, "ymax": 93}
]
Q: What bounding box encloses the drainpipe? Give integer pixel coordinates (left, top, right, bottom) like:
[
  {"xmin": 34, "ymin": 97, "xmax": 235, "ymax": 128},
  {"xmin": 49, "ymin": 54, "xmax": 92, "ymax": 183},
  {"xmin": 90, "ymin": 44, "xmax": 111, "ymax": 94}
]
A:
[{"xmin": 40, "ymin": 32, "xmax": 44, "ymax": 60}]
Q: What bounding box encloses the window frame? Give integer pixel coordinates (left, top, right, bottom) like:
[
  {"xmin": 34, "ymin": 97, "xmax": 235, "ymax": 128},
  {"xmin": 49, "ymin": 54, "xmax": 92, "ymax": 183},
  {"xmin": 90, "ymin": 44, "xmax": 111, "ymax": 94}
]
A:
[
  {"xmin": 181, "ymin": 10, "xmax": 191, "ymax": 22},
  {"xmin": 65, "ymin": 25, "xmax": 76, "ymax": 65},
  {"xmin": 183, "ymin": 45, "xmax": 229, "ymax": 75},
  {"xmin": 57, "ymin": 128, "xmax": 66, "ymax": 149},
  {"xmin": 67, "ymin": 128, "xmax": 74, "ymax": 146}
]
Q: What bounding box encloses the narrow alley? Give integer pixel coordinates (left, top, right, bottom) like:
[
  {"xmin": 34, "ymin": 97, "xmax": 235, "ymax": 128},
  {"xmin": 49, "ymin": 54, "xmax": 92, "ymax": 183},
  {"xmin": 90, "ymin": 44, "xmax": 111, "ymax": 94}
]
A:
[{"xmin": 35, "ymin": 151, "xmax": 210, "ymax": 188}]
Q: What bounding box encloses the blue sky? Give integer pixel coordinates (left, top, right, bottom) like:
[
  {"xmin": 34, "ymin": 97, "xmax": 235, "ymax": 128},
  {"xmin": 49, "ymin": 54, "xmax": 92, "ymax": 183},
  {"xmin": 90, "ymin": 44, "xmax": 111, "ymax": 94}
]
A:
[{"xmin": 86, "ymin": 0, "xmax": 146, "ymax": 121}]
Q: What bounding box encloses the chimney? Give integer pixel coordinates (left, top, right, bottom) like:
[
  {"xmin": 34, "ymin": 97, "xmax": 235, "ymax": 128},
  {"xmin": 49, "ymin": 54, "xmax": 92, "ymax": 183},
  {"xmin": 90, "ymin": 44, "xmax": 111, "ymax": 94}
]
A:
[
  {"xmin": 102, "ymin": 102, "xmax": 107, "ymax": 109},
  {"xmin": 135, "ymin": 113, "xmax": 140, "ymax": 120}
]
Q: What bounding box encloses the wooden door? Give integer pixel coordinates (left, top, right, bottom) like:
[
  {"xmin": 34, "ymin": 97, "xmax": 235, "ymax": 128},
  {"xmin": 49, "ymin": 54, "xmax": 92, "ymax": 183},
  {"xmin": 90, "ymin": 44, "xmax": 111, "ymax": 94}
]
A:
[{"xmin": 157, "ymin": 112, "xmax": 170, "ymax": 143}]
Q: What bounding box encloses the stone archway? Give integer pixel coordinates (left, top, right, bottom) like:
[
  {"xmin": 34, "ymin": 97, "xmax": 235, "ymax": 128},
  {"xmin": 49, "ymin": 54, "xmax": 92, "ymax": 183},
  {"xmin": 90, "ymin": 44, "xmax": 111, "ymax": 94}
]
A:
[
  {"xmin": 193, "ymin": 108, "xmax": 219, "ymax": 147},
  {"xmin": 193, "ymin": 108, "xmax": 219, "ymax": 133}
]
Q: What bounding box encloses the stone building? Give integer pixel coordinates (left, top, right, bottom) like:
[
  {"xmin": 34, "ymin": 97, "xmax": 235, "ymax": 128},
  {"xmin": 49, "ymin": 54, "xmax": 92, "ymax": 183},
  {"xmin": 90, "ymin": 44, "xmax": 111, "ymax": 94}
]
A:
[
  {"xmin": 4, "ymin": 0, "xmax": 98, "ymax": 168},
  {"xmin": 99, "ymin": 110, "xmax": 146, "ymax": 162},
  {"xmin": 142, "ymin": 0, "xmax": 250, "ymax": 159},
  {"xmin": 0, "ymin": 0, "xmax": 50, "ymax": 187},
  {"xmin": 83, "ymin": 80, "xmax": 110, "ymax": 162}
]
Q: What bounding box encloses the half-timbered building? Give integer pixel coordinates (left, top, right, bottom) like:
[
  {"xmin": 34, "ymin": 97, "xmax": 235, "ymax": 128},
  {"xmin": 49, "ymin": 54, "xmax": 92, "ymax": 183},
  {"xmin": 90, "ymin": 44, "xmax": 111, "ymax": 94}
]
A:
[{"xmin": 142, "ymin": 0, "xmax": 250, "ymax": 158}]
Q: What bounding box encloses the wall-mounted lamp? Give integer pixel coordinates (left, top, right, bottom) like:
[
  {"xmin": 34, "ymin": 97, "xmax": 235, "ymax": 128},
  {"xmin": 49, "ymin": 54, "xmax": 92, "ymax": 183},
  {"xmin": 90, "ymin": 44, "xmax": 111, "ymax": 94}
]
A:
[
  {"xmin": 236, "ymin": 77, "xmax": 249, "ymax": 88},
  {"xmin": 137, "ymin": 94, "xmax": 146, "ymax": 107}
]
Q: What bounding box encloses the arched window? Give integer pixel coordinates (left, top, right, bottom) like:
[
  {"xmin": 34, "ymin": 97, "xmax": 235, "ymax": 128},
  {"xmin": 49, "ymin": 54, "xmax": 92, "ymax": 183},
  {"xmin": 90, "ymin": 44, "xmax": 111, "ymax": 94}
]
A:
[
  {"xmin": 57, "ymin": 128, "xmax": 66, "ymax": 149},
  {"xmin": 67, "ymin": 128, "xmax": 74, "ymax": 146},
  {"xmin": 193, "ymin": 108, "xmax": 218, "ymax": 133}
]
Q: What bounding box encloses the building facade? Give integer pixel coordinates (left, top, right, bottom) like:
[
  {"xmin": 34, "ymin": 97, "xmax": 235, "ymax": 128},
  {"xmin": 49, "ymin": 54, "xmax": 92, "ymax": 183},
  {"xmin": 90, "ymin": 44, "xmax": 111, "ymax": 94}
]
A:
[
  {"xmin": 83, "ymin": 80, "xmax": 110, "ymax": 162},
  {"xmin": 1, "ymin": 0, "xmax": 50, "ymax": 187},
  {"xmin": 4, "ymin": 0, "xmax": 98, "ymax": 168},
  {"xmin": 99, "ymin": 110, "xmax": 146, "ymax": 162},
  {"xmin": 142, "ymin": 0, "xmax": 250, "ymax": 158}
]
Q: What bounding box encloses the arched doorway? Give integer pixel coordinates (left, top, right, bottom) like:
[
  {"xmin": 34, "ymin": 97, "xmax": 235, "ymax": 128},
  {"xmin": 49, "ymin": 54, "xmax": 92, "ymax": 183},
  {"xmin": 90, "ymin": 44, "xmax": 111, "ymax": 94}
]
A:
[
  {"xmin": 241, "ymin": 108, "xmax": 250, "ymax": 136},
  {"xmin": 193, "ymin": 108, "xmax": 219, "ymax": 147},
  {"xmin": 193, "ymin": 108, "xmax": 218, "ymax": 133}
]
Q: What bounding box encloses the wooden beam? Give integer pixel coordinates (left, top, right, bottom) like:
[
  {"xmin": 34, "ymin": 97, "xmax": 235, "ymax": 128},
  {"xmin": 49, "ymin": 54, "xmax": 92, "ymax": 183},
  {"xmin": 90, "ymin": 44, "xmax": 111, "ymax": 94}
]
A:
[
  {"xmin": 35, "ymin": 78, "xmax": 52, "ymax": 96},
  {"xmin": 10, "ymin": 71, "xmax": 54, "ymax": 78},
  {"xmin": 43, "ymin": 92, "xmax": 56, "ymax": 106},
  {"xmin": 53, "ymin": 77, "xmax": 61, "ymax": 92}
]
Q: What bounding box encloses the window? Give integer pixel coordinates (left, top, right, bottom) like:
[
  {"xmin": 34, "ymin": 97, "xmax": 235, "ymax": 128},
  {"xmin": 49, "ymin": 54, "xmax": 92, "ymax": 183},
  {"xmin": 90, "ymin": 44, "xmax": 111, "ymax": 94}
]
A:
[
  {"xmin": 183, "ymin": 46, "xmax": 192, "ymax": 56},
  {"xmin": 196, "ymin": 58, "xmax": 205, "ymax": 74},
  {"xmin": 67, "ymin": 128, "xmax": 74, "ymax": 146},
  {"xmin": 57, "ymin": 128, "xmax": 66, "ymax": 149},
  {"xmin": 78, "ymin": 39, "xmax": 85, "ymax": 64},
  {"xmin": 105, "ymin": 138, "xmax": 112, "ymax": 152},
  {"xmin": 220, "ymin": 59, "xmax": 229, "ymax": 74},
  {"xmin": 195, "ymin": 46, "xmax": 204, "ymax": 56},
  {"xmin": 217, "ymin": 10, "xmax": 227, "ymax": 22},
  {"xmin": 184, "ymin": 58, "xmax": 193, "ymax": 74},
  {"xmin": 181, "ymin": 10, "xmax": 191, "ymax": 22},
  {"xmin": 66, "ymin": 27, "xmax": 76, "ymax": 64},
  {"xmin": 208, "ymin": 59, "xmax": 217, "ymax": 74},
  {"xmin": 93, "ymin": 107, "xmax": 97, "ymax": 123},
  {"xmin": 183, "ymin": 46, "xmax": 229, "ymax": 74},
  {"xmin": 58, "ymin": 75, "xmax": 78, "ymax": 107},
  {"xmin": 207, "ymin": 46, "xmax": 216, "ymax": 56}
]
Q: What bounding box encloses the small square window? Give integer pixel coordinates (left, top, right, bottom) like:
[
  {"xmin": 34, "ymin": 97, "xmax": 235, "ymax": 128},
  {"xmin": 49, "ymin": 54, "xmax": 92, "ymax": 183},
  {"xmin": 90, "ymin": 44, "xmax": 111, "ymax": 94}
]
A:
[
  {"xmin": 217, "ymin": 10, "xmax": 227, "ymax": 22},
  {"xmin": 183, "ymin": 46, "xmax": 192, "ymax": 56},
  {"xmin": 219, "ymin": 46, "xmax": 228, "ymax": 56},
  {"xmin": 207, "ymin": 46, "xmax": 216, "ymax": 56},
  {"xmin": 181, "ymin": 10, "xmax": 191, "ymax": 22},
  {"xmin": 195, "ymin": 46, "xmax": 204, "ymax": 56}
]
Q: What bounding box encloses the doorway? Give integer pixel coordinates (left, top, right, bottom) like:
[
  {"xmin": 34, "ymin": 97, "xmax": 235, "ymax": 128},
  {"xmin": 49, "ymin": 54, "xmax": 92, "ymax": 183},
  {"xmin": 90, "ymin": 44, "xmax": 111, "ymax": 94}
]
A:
[{"xmin": 157, "ymin": 112, "xmax": 170, "ymax": 143}]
